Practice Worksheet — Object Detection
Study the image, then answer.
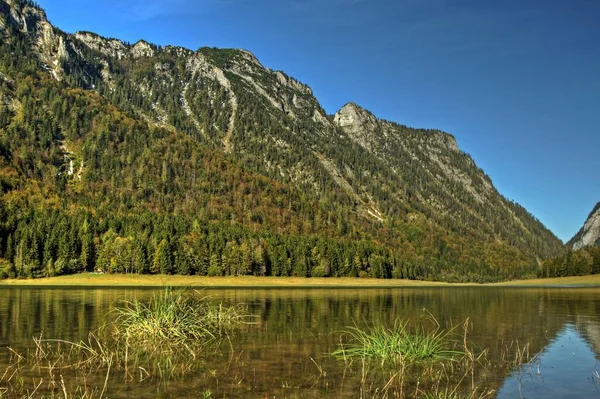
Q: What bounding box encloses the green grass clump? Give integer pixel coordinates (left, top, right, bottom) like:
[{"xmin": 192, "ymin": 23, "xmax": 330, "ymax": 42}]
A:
[
  {"xmin": 112, "ymin": 288, "xmax": 249, "ymax": 351},
  {"xmin": 332, "ymin": 319, "xmax": 462, "ymax": 366}
]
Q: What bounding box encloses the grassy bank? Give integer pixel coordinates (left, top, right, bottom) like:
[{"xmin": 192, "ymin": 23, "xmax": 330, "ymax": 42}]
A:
[
  {"xmin": 0, "ymin": 273, "xmax": 450, "ymax": 287},
  {"xmin": 0, "ymin": 273, "xmax": 599, "ymax": 287},
  {"xmin": 494, "ymin": 274, "xmax": 600, "ymax": 286}
]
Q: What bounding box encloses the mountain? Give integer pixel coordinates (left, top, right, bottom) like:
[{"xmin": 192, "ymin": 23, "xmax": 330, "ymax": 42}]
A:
[
  {"xmin": 569, "ymin": 202, "xmax": 600, "ymax": 250},
  {"xmin": 0, "ymin": 0, "xmax": 563, "ymax": 281},
  {"xmin": 541, "ymin": 202, "xmax": 600, "ymax": 277}
]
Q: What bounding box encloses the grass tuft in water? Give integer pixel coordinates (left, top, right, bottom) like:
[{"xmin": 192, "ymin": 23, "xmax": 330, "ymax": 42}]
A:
[
  {"xmin": 0, "ymin": 289, "xmax": 255, "ymax": 398},
  {"xmin": 111, "ymin": 288, "xmax": 249, "ymax": 352},
  {"xmin": 332, "ymin": 318, "xmax": 463, "ymax": 366}
]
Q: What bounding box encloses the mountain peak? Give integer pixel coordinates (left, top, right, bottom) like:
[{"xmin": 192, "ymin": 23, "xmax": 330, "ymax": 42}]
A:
[
  {"xmin": 131, "ymin": 39, "xmax": 155, "ymax": 58},
  {"xmin": 334, "ymin": 102, "xmax": 378, "ymax": 130},
  {"xmin": 336, "ymin": 102, "xmax": 374, "ymax": 116},
  {"xmin": 569, "ymin": 202, "xmax": 600, "ymax": 249},
  {"xmin": 237, "ymin": 48, "xmax": 262, "ymax": 67},
  {"xmin": 332, "ymin": 102, "xmax": 382, "ymax": 153}
]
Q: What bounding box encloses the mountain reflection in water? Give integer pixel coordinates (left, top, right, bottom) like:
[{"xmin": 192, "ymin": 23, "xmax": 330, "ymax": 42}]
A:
[
  {"xmin": 1, "ymin": 287, "xmax": 600, "ymax": 398},
  {"xmin": 497, "ymin": 324, "xmax": 600, "ymax": 399}
]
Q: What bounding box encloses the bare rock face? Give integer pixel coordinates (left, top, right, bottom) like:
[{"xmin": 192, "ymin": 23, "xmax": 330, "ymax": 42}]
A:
[
  {"xmin": 131, "ymin": 40, "xmax": 155, "ymax": 58},
  {"xmin": 75, "ymin": 32, "xmax": 128, "ymax": 59},
  {"xmin": 273, "ymin": 70, "xmax": 312, "ymax": 96},
  {"xmin": 0, "ymin": 1, "xmax": 67, "ymax": 79},
  {"xmin": 164, "ymin": 45, "xmax": 193, "ymax": 58},
  {"xmin": 428, "ymin": 130, "xmax": 459, "ymax": 153},
  {"xmin": 570, "ymin": 203, "xmax": 600, "ymax": 250},
  {"xmin": 333, "ymin": 102, "xmax": 380, "ymax": 152},
  {"xmin": 74, "ymin": 34, "xmax": 155, "ymax": 59}
]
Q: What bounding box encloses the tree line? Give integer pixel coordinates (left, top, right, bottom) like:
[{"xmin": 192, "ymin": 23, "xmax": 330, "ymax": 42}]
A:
[{"xmin": 540, "ymin": 246, "xmax": 600, "ymax": 278}]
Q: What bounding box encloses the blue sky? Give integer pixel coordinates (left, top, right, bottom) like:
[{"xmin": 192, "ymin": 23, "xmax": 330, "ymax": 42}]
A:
[{"xmin": 37, "ymin": 0, "xmax": 600, "ymax": 242}]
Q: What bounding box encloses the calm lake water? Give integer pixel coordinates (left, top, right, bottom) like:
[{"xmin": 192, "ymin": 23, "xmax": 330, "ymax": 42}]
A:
[{"xmin": 0, "ymin": 287, "xmax": 599, "ymax": 398}]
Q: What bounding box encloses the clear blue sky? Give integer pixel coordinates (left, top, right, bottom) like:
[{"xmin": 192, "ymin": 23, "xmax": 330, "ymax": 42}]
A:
[{"xmin": 37, "ymin": 0, "xmax": 600, "ymax": 242}]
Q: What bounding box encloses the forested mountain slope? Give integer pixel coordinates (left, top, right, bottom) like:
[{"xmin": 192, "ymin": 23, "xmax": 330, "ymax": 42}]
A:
[{"xmin": 0, "ymin": 0, "xmax": 564, "ymax": 281}]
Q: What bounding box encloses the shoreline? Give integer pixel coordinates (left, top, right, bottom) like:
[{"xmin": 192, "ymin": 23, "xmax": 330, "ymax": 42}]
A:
[{"xmin": 0, "ymin": 273, "xmax": 599, "ymax": 288}]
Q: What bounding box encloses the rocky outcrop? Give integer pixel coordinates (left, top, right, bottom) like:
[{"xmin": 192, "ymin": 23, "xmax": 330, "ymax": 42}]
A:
[
  {"xmin": 74, "ymin": 33, "xmax": 155, "ymax": 59},
  {"xmin": 0, "ymin": 0, "xmax": 67, "ymax": 79},
  {"xmin": 74, "ymin": 32, "xmax": 128, "ymax": 59},
  {"xmin": 334, "ymin": 103, "xmax": 381, "ymax": 152},
  {"xmin": 131, "ymin": 40, "xmax": 155, "ymax": 58},
  {"xmin": 569, "ymin": 203, "xmax": 600, "ymax": 250}
]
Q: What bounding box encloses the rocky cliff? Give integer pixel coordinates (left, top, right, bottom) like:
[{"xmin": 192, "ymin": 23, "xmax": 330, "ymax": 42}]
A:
[{"xmin": 569, "ymin": 203, "xmax": 600, "ymax": 250}]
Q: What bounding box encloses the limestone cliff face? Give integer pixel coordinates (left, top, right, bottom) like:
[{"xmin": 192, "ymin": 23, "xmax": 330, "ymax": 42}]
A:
[
  {"xmin": 333, "ymin": 103, "xmax": 381, "ymax": 152},
  {"xmin": 0, "ymin": 0, "xmax": 67, "ymax": 79},
  {"xmin": 74, "ymin": 32, "xmax": 129, "ymax": 59},
  {"xmin": 333, "ymin": 102, "xmax": 492, "ymax": 206},
  {"xmin": 74, "ymin": 33, "xmax": 163, "ymax": 60},
  {"xmin": 569, "ymin": 203, "xmax": 600, "ymax": 250}
]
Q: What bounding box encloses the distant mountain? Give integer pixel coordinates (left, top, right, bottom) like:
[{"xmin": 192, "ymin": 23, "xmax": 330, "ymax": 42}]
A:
[
  {"xmin": 541, "ymin": 202, "xmax": 600, "ymax": 278},
  {"xmin": 0, "ymin": 0, "xmax": 563, "ymax": 281},
  {"xmin": 569, "ymin": 202, "xmax": 600, "ymax": 250}
]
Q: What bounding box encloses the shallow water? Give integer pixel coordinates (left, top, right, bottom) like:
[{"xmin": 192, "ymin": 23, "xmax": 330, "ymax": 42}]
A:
[
  {"xmin": 497, "ymin": 324, "xmax": 600, "ymax": 399},
  {"xmin": 0, "ymin": 286, "xmax": 599, "ymax": 398}
]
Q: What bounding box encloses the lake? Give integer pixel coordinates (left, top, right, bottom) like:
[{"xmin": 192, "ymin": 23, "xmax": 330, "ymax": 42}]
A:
[{"xmin": 0, "ymin": 287, "xmax": 599, "ymax": 398}]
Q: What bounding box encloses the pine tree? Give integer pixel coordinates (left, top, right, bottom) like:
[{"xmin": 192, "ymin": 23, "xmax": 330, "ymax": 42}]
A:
[
  {"xmin": 132, "ymin": 240, "xmax": 149, "ymax": 274},
  {"xmin": 80, "ymin": 233, "xmax": 95, "ymax": 272},
  {"xmin": 592, "ymin": 248, "xmax": 600, "ymax": 275},
  {"xmin": 154, "ymin": 239, "xmax": 173, "ymax": 275},
  {"xmin": 239, "ymin": 241, "xmax": 253, "ymax": 276},
  {"xmin": 208, "ymin": 253, "xmax": 223, "ymax": 276}
]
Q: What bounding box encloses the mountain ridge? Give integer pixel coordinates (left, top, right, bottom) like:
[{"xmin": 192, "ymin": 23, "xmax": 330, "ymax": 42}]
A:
[{"xmin": 0, "ymin": 0, "xmax": 564, "ymax": 281}]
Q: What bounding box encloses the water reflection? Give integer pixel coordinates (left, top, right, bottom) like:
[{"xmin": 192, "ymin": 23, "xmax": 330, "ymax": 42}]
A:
[
  {"xmin": 0, "ymin": 287, "xmax": 599, "ymax": 398},
  {"xmin": 497, "ymin": 324, "xmax": 600, "ymax": 399}
]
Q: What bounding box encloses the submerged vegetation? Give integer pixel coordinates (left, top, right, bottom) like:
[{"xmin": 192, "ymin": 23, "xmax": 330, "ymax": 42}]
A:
[
  {"xmin": 2, "ymin": 286, "xmax": 597, "ymax": 398},
  {"xmin": 329, "ymin": 315, "xmax": 543, "ymax": 398}
]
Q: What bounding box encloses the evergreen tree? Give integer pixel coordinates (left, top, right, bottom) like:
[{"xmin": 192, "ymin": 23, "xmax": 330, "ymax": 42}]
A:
[
  {"xmin": 80, "ymin": 233, "xmax": 95, "ymax": 272},
  {"xmin": 208, "ymin": 253, "xmax": 223, "ymax": 276}
]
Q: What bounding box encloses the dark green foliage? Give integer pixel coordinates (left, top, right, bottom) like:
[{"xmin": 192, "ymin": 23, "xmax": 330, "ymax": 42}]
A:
[{"xmin": 541, "ymin": 246, "xmax": 600, "ymax": 278}]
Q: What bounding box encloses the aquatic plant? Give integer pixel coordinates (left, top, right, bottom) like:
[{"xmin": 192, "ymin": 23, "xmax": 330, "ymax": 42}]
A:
[
  {"xmin": 332, "ymin": 318, "xmax": 463, "ymax": 366},
  {"xmin": 0, "ymin": 290, "xmax": 255, "ymax": 397},
  {"xmin": 111, "ymin": 288, "xmax": 250, "ymax": 353}
]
